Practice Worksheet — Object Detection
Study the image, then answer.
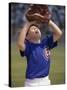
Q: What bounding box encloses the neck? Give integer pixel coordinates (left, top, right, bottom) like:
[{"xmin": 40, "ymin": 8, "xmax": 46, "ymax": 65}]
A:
[{"xmin": 29, "ymin": 39, "xmax": 41, "ymax": 44}]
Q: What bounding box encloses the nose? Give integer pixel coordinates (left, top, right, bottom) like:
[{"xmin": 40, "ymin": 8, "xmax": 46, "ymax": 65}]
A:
[{"xmin": 35, "ymin": 31, "xmax": 38, "ymax": 33}]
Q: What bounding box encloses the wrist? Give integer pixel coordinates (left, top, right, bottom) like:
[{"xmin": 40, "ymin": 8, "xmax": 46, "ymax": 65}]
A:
[{"xmin": 48, "ymin": 20, "xmax": 52, "ymax": 25}]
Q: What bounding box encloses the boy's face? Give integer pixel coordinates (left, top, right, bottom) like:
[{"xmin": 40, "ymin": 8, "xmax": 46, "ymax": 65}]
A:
[{"xmin": 27, "ymin": 25, "xmax": 41, "ymax": 40}]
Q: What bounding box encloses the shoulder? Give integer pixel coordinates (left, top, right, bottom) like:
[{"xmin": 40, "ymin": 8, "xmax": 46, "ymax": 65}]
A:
[
  {"xmin": 25, "ymin": 39, "xmax": 35, "ymax": 49},
  {"xmin": 42, "ymin": 34, "xmax": 53, "ymax": 41},
  {"xmin": 41, "ymin": 34, "xmax": 53, "ymax": 47},
  {"xmin": 41, "ymin": 35, "xmax": 49, "ymax": 43}
]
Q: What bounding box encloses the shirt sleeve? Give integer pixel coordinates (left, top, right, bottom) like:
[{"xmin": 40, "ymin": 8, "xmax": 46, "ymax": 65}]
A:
[
  {"xmin": 20, "ymin": 40, "xmax": 30, "ymax": 57},
  {"xmin": 42, "ymin": 34, "xmax": 57, "ymax": 49}
]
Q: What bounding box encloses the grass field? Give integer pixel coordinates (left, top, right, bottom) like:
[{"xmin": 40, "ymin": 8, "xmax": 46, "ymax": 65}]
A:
[{"xmin": 11, "ymin": 43, "xmax": 65, "ymax": 87}]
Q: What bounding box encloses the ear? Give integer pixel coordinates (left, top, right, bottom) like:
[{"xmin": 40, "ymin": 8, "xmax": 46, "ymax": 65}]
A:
[{"xmin": 25, "ymin": 34, "xmax": 30, "ymax": 40}]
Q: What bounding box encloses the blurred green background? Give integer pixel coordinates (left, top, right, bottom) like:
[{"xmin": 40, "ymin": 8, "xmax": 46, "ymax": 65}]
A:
[{"xmin": 11, "ymin": 43, "xmax": 65, "ymax": 87}]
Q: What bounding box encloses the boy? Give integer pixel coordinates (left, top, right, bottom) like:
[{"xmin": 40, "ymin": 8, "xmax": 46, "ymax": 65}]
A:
[
  {"xmin": 17, "ymin": 19, "xmax": 62, "ymax": 86},
  {"xmin": 17, "ymin": 5, "xmax": 62, "ymax": 86}
]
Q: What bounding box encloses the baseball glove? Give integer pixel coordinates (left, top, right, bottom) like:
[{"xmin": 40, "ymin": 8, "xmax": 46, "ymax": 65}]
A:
[{"xmin": 26, "ymin": 4, "xmax": 51, "ymax": 23}]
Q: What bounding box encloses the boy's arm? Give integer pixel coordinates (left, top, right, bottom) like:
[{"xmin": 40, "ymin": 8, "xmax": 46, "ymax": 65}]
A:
[
  {"xmin": 17, "ymin": 22, "xmax": 32, "ymax": 51},
  {"xmin": 48, "ymin": 20, "xmax": 62, "ymax": 42}
]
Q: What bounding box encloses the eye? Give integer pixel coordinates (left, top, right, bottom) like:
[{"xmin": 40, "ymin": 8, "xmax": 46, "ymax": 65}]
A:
[
  {"xmin": 34, "ymin": 28, "xmax": 36, "ymax": 30},
  {"xmin": 34, "ymin": 27, "xmax": 37, "ymax": 30}
]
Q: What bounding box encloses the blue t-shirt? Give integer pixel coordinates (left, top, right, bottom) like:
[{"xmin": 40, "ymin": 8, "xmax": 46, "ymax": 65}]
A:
[{"xmin": 20, "ymin": 34, "xmax": 57, "ymax": 79}]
